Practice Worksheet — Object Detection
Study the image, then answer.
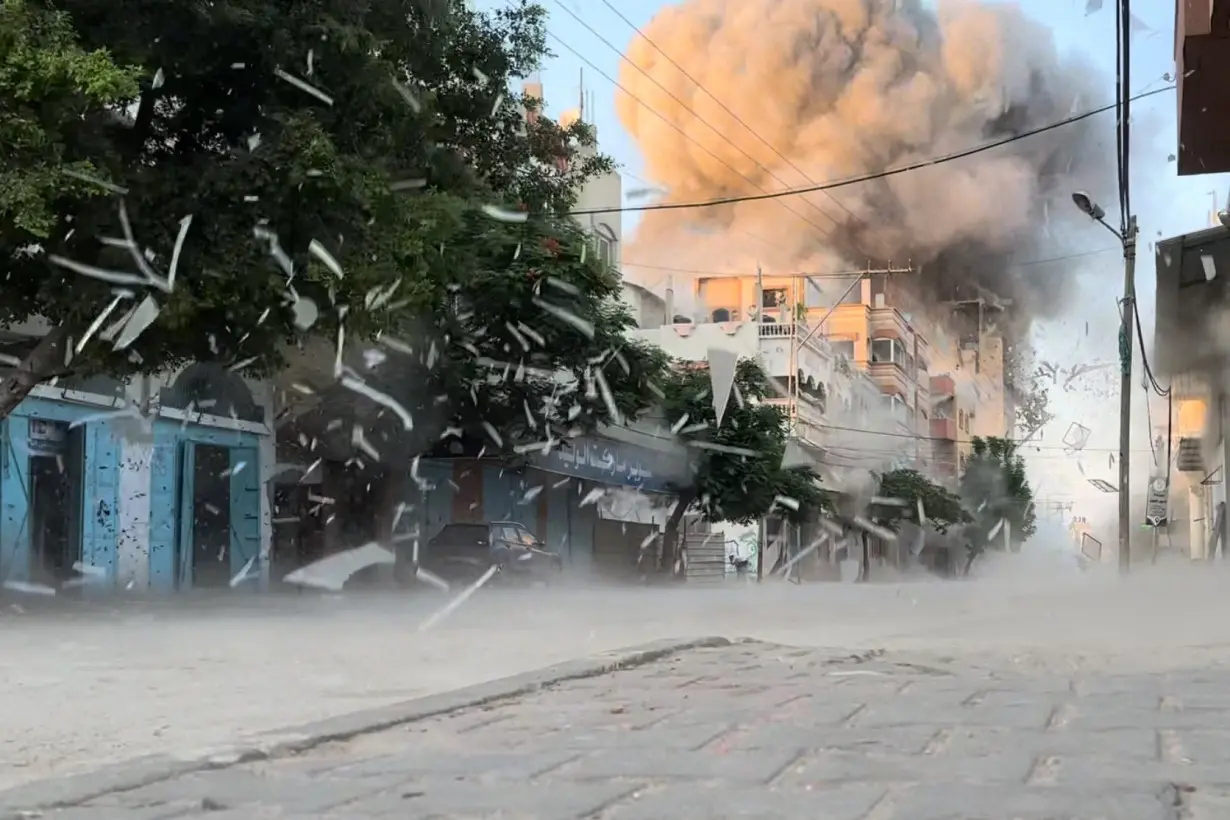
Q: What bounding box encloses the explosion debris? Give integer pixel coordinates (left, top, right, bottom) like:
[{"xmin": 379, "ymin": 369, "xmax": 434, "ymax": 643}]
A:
[{"xmin": 618, "ymin": 0, "xmax": 1117, "ymax": 332}]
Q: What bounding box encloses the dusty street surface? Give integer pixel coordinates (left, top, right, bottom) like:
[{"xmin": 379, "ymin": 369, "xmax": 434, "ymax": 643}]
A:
[
  {"xmin": 27, "ymin": 639, "xmax": 1230, "ymax": 819},
  {"xmin": 2, "ymin": 551, "xmax": 1230, "ymax": 796}
]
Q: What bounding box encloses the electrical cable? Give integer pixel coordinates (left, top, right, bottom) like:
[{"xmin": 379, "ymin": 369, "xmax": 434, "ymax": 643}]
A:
[
  {"xmin": 548, "ymin": 0, "xmax": 845, "ymax": 234},
  {"xmin": 622, "ymin": 244, "xmax": 1123, "ymax": 279},
  {"xmin": 541, "ymin": 29, "xmax": 839, "ymax": 242},
  {"xmin": 567, "ymin": 86, "xmax": 1175, "ymax": 216},
  {"xmin": 1130, "ymin": 298, "xmax": 1170, "ymax": 396},
  {"xmin": 592, "ymin": 0, "xmax": 859, "ymax": 225}
]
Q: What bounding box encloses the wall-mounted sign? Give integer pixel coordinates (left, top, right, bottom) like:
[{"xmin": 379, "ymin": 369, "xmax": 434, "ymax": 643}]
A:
[
  {"xmin": 1145, "ymin": 475, "xmax": 1169, "ymax": 527},
  {"xmin": 531, "ymin": 436, "xmax": 683, "ymax": 493},
  {"xmin": 28, "ymin": 418, "xmax": 68, "ymax": 456}
]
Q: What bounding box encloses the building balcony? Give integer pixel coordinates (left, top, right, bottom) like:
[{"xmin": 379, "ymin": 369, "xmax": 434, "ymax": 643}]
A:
[
  {"xmin": 1175, "ymin": 1, "xmax": 1230, "ymax": 175},
  {"xmin": 868, "ymin": 360, "xmax": 911, "ymax": 397},
  {"xmin": 1154, "ymin": 225, "xmax": 1230, "ymax": 376},
  {"xmin": 930, "ymin": 417, "xmax": 958, "ymax": 441},
  {"xmin": 629, "ymin": 320, "xmax": 832, "ymax": 386}
]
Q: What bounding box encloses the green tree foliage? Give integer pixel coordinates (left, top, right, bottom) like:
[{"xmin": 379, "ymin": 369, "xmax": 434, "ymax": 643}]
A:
[
  {"xmin": 874, "ymin": 469, "xmax": 968, "ymax": 533},
  {"xmin": 0, "ymin": 0, "xmax": 620, "ymax": 425},
  {"xmin": 960, "ymin": 435, "xmax": 1037, "ymax": 549},
  {"xmin": 657, "ymin": 357, "xmax": 830, "ymax": 573}
]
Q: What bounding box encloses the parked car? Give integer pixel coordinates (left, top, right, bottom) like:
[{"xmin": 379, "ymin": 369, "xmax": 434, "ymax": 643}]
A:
[{"xmin": 406, "ymin": 521, "xmax": 562, "ymax": 586}]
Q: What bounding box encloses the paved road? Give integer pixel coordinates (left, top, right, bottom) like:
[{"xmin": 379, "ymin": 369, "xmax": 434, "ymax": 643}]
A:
[
  {"xmin": 5, "ymin": 556, "xmax": 1230, "ymax": 791},
  {"xmin": 24, "ymin": 640, "xmax": 1230, "ymax": 819}
]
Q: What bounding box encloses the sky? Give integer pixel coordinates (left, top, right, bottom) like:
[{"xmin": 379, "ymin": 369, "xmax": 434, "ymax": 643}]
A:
[{"xmin": 478, "ymin": 0, "xmax": 1227, "ymax": 536}]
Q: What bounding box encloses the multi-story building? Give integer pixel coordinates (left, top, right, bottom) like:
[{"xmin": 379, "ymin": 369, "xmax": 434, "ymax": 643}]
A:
[{"xmin": 1174, "ymin": 0, "xmax": 1230, "ymax": 175}]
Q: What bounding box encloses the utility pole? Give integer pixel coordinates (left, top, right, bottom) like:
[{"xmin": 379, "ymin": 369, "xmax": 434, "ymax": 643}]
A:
[
  {"xmin": 1072, "ymin": 191, "xmax": 1136, "ymax": 573},
  {"xmin": 1117, "ymin": 215, "xmax": 1138, "ymax": 573}
]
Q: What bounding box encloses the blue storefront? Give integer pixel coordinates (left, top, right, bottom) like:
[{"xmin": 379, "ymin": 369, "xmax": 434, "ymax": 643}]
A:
[
  {"xmin": 401, "ymin": 429, "xmax": 686, "ymax": 573},
  {"xmin": 0, "ymin": 365, "xmax": 270, "ymax": 592}
]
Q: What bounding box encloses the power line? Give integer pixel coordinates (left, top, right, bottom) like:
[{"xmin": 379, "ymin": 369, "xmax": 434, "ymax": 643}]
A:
[
  {"xmin": 541, "ymin": 29, "xmax": 838, "ymax": 242},
  {"xmin": 568, "ymin": 86, "xmax": 1175, "ymax": 217},
  {"xmin": 592, "ymin": 0, "xmax": 859, "ymax": 226},
  {"xmin": 813, "ymin": 420, "xmax": 1154, "ymax": 453},
  {"xmin": 549, "ymin": 0, "xmax": 844, "ymax": 234},
  {"xmin": 621, "ymin": 244, "xmax": 1122, "ymax": 278}
]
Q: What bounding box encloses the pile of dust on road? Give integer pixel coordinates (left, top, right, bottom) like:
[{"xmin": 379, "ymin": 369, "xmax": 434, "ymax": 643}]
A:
[{"xmin": 2, "ymin": 554, "xmax": 1229, "ymax": 792}]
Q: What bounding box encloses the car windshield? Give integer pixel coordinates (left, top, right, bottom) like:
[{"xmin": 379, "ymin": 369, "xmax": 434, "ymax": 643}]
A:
[{"xmin": 429, "ymin": 524, "xmax": 490, "ymax": 550}]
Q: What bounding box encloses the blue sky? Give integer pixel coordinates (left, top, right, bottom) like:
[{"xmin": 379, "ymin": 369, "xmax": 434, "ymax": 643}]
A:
[{"xmin": 479, "ymin": 0, "xmax": 1226, "ymax": 527}]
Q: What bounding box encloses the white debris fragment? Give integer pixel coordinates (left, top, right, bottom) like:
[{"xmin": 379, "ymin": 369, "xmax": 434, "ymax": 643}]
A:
[
  {"xmin": 417, "ymin": 565, "xmax": 498, "ymax": 632},
  {"xmin": 291, "ymin": 295, "xmax": 319, "ymax": 330},
  {"xmin": 308, "ymin": 239, "xmax": 344, "ymax": 278},
  {"xmin": 61, "ymin": 168, "xmax": 128, "ymax": 195},
  {"xmin": 229, "ymin": 556, "xmax": 258, "ymax": 588},
  {"xmin": 3, "ymin": 580, "xmax": 55, "ymax": 596},
  {"xmin": 532, "ymin": 297, "xmax": 594, "ymax": 338},
  {"xmin": 481, "ymin": 204, "xmax": 528, "ymax": 223},
  {"xmin": 773, "ymin": 495, "xmax": 800, "ymax": 511},
  {"xmin": 166, "ymin": 215, "xmax": 192, "ymax": 290},
  {"xmin": 112, "ymin": 295, "xmax": 160, "ymax": 350},
  {"xmin": 274, "ymin": 67, "xmax": 334, "ymax": 105}
]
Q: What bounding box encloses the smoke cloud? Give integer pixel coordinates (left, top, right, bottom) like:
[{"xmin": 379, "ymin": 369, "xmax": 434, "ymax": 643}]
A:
[{"xmin": 617, "ymin": 0, "xmax": 1117, "ymax": 334}]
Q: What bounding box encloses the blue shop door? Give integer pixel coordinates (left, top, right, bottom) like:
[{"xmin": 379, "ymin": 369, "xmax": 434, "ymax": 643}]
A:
[
  {"xmin": 80, "ymin": 424, "xmax": 119, "ymax": 583},
  {"xmin": 175, "ymin": 442, "xmax": 196, "ymax": 588},
  {"xmin": 228, "ymin": 447, "xmax": 261, "ymax": 585}
]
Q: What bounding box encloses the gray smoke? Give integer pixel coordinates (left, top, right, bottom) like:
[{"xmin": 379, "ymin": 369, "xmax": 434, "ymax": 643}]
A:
[{"xmin": 617, "ymin": 0, "xmax": 1117, "ymax": 334}]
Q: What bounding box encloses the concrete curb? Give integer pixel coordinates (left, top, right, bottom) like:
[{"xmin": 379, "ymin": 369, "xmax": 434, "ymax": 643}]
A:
[{"xmin": 0, "ymin": 635, "xmax": 733, "ymax": 813}]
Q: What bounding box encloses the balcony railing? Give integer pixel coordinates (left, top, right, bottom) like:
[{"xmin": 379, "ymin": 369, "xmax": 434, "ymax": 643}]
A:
[{"xmin": 757, "ymin": 322, "xmax": 830, "ymax": 353}]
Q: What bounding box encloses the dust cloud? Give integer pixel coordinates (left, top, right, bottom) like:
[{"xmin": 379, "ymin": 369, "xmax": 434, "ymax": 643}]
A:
[
  {"xmin": 618, "ymin": 0, "xmax": 1117, "ymax": 333},
  {"xmin": 1, "ymin": 560, "xmax": 1226, "ymax": 790}
]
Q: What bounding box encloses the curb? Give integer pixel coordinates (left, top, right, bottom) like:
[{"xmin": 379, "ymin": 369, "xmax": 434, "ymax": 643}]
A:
[{"xmin": 0, "ymin": 635, "xmax": 732, "ymax": 813}]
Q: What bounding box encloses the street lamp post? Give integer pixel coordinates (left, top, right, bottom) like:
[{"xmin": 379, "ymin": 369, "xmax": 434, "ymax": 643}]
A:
[{"xmin": 1072, "ymin": 191, "xmax": 1138, "ymax": 573}]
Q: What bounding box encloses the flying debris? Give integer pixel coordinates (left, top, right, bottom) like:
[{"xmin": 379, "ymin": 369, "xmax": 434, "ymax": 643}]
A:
[
  {"xmin": 282, "ymin": 542, "xmax": 395, "ymax": 591},
  {"xmin": 417, "ymin": 565, "xmax": 499, "ymax": 632},
  {"xmin": 706, "ymin": 347, "xmax": 738, "ymax": 428}
]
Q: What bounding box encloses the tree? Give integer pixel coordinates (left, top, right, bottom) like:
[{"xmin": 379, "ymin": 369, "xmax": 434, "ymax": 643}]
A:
[
  {"xmin": 0, "ymin": 0, "xmax": 141, "ymax": 408},
  {"xmin": 0, "ymin": 0, "xmax": 616, "ymax": 421},
  {"xmin": 1004, "ymin": 343, "xmax": 1051, "ymax": 436},
  {"xmin": 959, "ymin": 436, "xmax": 1036, "ymax": 559},
  {"xmin": 657, "ymin": 357, "xmax": 830, "ymax": 576},
  {"xmin": 874, "ymin": 469, "xmax": 968, "ymax": 533}
]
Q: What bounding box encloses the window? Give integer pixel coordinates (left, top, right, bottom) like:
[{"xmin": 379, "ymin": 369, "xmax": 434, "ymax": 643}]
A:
[
  {"xmin": 712, "ymin": 307, "xmax": 732, "ymax": 322},
  {"xmin": 870, "ymin": 338, "xmax": 895, "ymax": 364},
  {"xmin": 762, "ymin": 287, "xmax": 787, "ymax": 308},
  {"xmin": 839, "ymin": 284, "xmax": 863, "ymax": 305},
  {"xmin": 511, "ymin": 525, "xmax": 538, "ymax": 547},
  {"xmin": 831, "ymin": 340, "xmax": 855, "ymax": 360},
  {"xmin": 594, "ymin": 234, "xmax": 613, "ymax": 269},
  {"xmin": 958, "ymin": 410, "xmax": 965, "ymax": 431}
]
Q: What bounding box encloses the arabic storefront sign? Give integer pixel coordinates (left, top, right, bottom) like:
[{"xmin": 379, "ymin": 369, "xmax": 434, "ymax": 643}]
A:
[
  {"xmin": 1145, "ymin": 475, "xmax": 1169, "ymax": 527},
  {"xmin": 531, "ymin": 437, "xmax": 679, "ymax": 493}
]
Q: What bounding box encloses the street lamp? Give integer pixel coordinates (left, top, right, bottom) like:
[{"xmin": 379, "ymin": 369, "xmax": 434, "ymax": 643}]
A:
[{"xmin": 1071, "ymin": 191, "xmax": 1137, "ymax": 574}]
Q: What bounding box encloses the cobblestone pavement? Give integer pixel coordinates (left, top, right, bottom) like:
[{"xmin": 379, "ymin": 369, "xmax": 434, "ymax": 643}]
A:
[{"xmin": 20, "ymin": 640, "xmax": 1230, "ymax": 819}]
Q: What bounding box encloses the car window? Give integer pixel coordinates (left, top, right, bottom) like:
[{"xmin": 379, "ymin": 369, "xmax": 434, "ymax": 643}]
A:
[
  {"xmin": 494, "ymin": 525, "xmax": 522, "ymax": 546},
  {"xmin": 512, "ymin": 526, "xmax": 538, "ymax": 547}
]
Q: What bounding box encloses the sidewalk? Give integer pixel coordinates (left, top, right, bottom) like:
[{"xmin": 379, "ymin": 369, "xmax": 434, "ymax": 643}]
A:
[{"xmin": 7, "ymin": 639, "xmax": 1230, "ymax": 818}]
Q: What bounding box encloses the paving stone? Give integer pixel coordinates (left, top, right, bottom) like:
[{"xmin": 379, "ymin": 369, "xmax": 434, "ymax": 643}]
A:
[
  {"xmin": 81, "ymin": 767, "xmax": 394, "ymax": 814},
  {"xmin": 776, "ymin": 748, "xmax": 1036, "ymax": 786},
  {"xmin": 331, "ymin": 748, "xmax": 580, "ymax": 780},
  {"xmin": 600, "ymin": 783, "xmax": 888, "ymax": 820},
  {"xmin": 883, "ymin": 783, "xmax": 1170, "ymax": 819},
  {"xmin": 556, "ymin": 746, "xmax": 803, "ymax": 784},
  {"xmin": 338, "ymin": 778, "xmax": 641, "ymax": 819},
  {"xmin": 10, "ymin": 642, "xmax": 1230, "ymax": 819},
  {"xmin": 941, "ymin": 725, "xmax": 1159, "ymax": 759}
]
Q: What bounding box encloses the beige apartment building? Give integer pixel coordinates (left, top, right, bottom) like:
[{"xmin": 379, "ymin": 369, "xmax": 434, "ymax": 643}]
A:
[{"xmin": 647, "ymin": 271, "xmax": 1009, "ymax": 485}]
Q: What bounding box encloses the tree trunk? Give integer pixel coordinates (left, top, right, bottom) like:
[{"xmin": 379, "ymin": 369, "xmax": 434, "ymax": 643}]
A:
[
  {"xmin": 661, "ymin": 488, "xmax": 696, "ymax": 579},
  {"xmin": 0, "ymin": 326, "xmax": 72, "ymax": 420},
  {"xmin": 858, "ymin": 532, "xmax": 870, "ymax": 582}
]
